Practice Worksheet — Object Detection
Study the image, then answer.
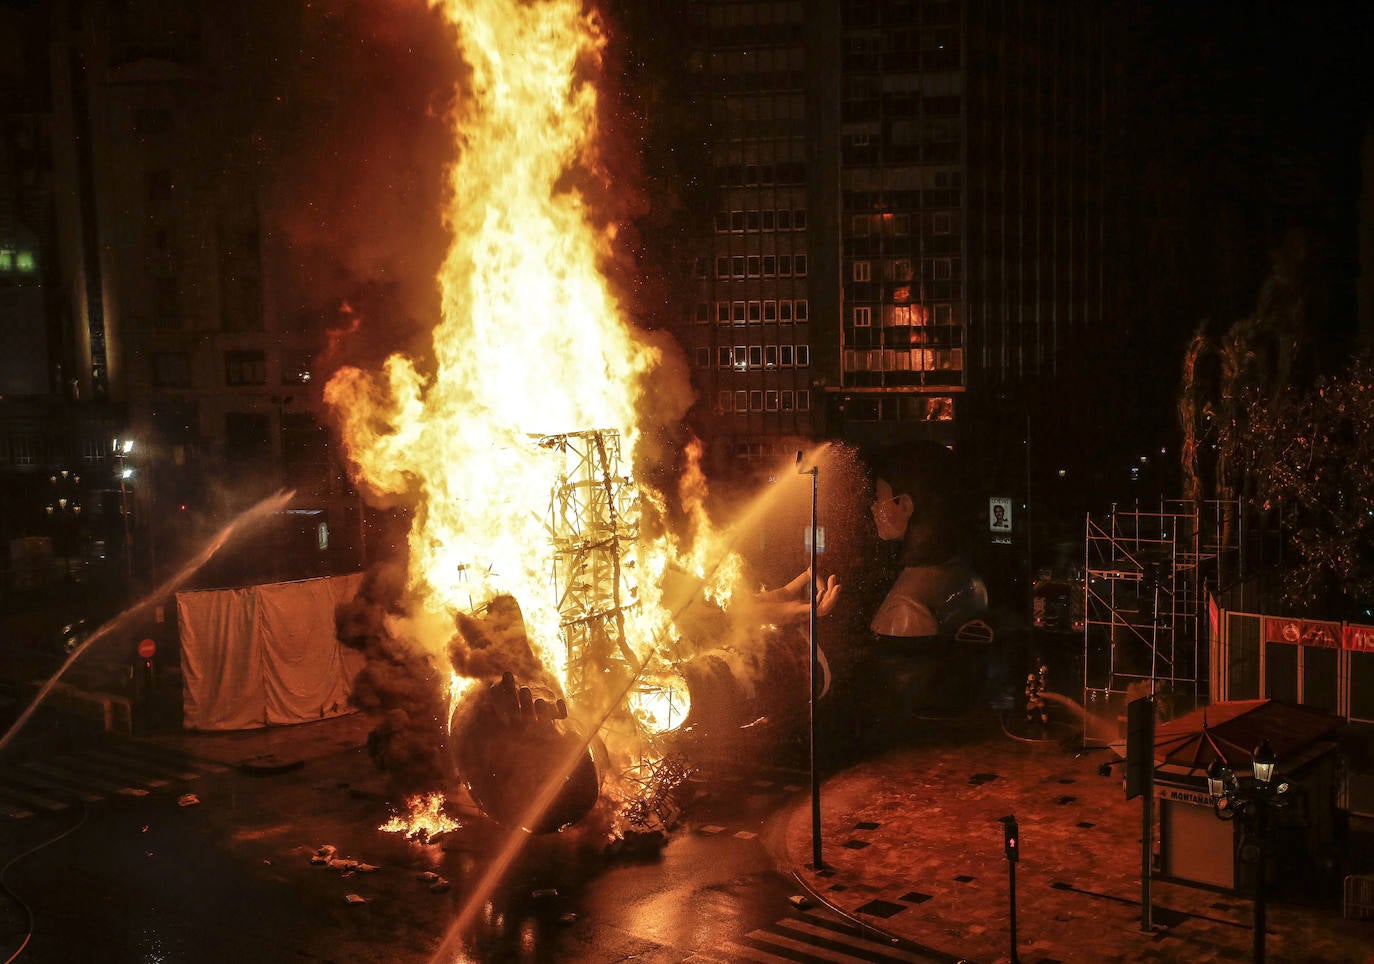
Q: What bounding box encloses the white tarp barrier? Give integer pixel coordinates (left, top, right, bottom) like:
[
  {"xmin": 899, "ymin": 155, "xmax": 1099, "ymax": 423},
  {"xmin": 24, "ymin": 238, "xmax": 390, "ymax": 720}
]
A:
[{"xmin": 177, "ymin": 573, "xmax": 365, "ymax": 731}]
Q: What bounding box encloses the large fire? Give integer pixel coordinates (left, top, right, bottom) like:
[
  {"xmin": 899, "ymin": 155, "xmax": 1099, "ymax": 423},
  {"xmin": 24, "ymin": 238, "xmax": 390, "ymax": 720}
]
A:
[{"xmin": 325, "ymin": 0, "xmax": 745, "ymax": 826}]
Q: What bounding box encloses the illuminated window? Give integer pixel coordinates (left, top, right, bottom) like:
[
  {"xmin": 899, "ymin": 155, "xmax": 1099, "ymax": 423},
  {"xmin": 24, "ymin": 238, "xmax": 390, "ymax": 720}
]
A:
[
  {"xmin": 16, "ymin": 251, "xmax": 36, "ymax": 273},
  {"xmin": 0, "ymin": 250, "xmax": 12, "ymax": 271},
  {"xmin": 765, "ymin": 345, "xmax": 778, "ymax": 368},
  {"xmin": 733, "ymin": 345, "xmax": 747, "ymax": 370}
]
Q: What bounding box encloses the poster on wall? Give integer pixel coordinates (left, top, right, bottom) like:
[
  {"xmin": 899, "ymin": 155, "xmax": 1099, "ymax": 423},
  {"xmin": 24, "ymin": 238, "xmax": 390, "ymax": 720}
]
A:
[
  {"xmin": 988, "ymin": 496, "xmax": 1012, "ymax": 545},
  {"xmin": 1262, "ymin": 616, "xmax": 1341, "ymax": 648}
]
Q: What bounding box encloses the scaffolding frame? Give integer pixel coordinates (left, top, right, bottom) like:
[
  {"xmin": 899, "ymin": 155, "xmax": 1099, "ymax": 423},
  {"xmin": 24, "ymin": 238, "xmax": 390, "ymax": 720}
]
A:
[
  {"xmin": 1081, "ymin": 498, "xmax": 1242, "ymax": 744},
  {"xmin": 540, "ymin": 429, "xmax": 641, "ymax": 705}
]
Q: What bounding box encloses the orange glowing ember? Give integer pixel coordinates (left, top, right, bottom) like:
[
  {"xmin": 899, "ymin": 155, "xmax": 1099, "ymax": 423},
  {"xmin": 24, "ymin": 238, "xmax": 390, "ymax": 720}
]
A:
[{"xmin": 380, "ymin": 792, "xmax": 462, "ymax": 841}]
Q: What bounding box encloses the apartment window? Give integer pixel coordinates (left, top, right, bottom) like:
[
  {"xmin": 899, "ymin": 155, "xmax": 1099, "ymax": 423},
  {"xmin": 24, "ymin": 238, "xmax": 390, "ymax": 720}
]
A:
[
  {"xmin": 934, "ymin": 303, "xmax": 953, "ymax": 324},
  {"xmin": 777, "ymin": 209, "xmax": 792, "ymax": 230},
  {"xmin": 778, "ymin": 255, "xmax": 792, "ymax": 276},
  {"xmin": 761, "ymin": 210, "xmax": 776, "ymax": 231},
  {"xmin": 730, "ymin": 210, "xmax": 746, "ymax": 232},
  {"xmin": 792, "ymin": 209, "xmax": 807, "ymax": 230},
  {"xmin": 794, "ymin": 254, "xmax": 808, "ymax": 276},
  {"xmin": 694, "ymin": 257, "xmax": 708, "ymax": 278},
  {"xmin": 891, "ymin": 259, "xmax": 913, "ymax": 282},
  {"xmin": 715, "ymin": 212, "xmax": 730, "ymax": 233},
  {"xmin": 797, "ymin": 345, "xmax": 811, "ymax": 367},
  {"xmin": 695, "ymin": 302, "xmax": 711, "ymax": 323},
  {"xmin": 733, "ymin": 346, "xmax": 747, "ymax": 370},
  {"xmin": 853, "ymin": 260, "xmax": 871, "ymax": 282},
  {"xmin": 852, "ymin": 215, "xmax": 871, "ymax": 236},
  {"xmin": 224, "ymin": 350, "xmax": 266, "ymax": 386},
  {"xmin": 795, "ymin": 300, "xmax": 809, "ymax": 322},
  {"xmin": 717, "ymin": 346, "xmax": 731, "ymax": 368},
  {"xmin": 731, "ymin": 256, "xmax": 746, "ymax": 277},
  {"xmin": 763, "ymin": 300, "xmax": 777, "ymax": 322},
  {"xmin": 780, "ymin": 345, "xmax": 795, "ymax": 367},
  {"xmin": 779, "ymin": 300, "xmax": 793, "ymax": 323},
  {"xmin": 933, "ymin": 212, "xmax": 952, "ymax": 235},
  {"xmin": 734, "ymin": 390, "xmax": 748, "ymax": 412},
  {"xmin": 152, "ymin": 352, "xmax": 190, "ymax": 388},
  {"xmin": 717, "ymin": 301, "xmax": 731, "ymax": 323},
  {"xmin": 749, "ymin": 390, "xmax": 764, "ymax": 412},
  {"xmin": 781, "ymin": 390, "xmax": 795, "ymax": 411},
  {"xmin": 747, "ymin": 255, "xmax": 761, "ymax": 277},
  {"xmin": 765, "ymin": 390, "xmax": 779, "ymax": 412},
  {"xmin": 694, "ymin": 347, "xmax": 711, "ymax": 368},
  {"xmin": 719, "ymin": 391, "xmax": 733, "ymax": 412},
  {"xmin": 748, "ymin": 301, "xmax": 762, "ymax": 323},
  {"xmin": 716, "ymin": 256, "xmax": 730, "ymax": 278},
  {"xmin": 763, "ymin": 255, "xmax": 776, "ymax": 276},
  {"xmin": 934, "ymin": 258, "xmax": 952, "ymax": 281},
  {"xmin": 748, "ymin": 346, "xmax": 763, "ymax": 368},
  {"xmin": 853, "ymin": 306, "xmax": 872, "ymax": 327},
  {"xmin": 764, "ymin": 345, "xmax": 778, "ymax": 368},
  {"xmin": 746, "ymin": 211, "xmax": 761, "ymax": 232},
  {"xmin": 797, "ymin": 390, "xmax": 811, "ymax": 411},
  {"xmin": 732, "ymin": 301, "xmax": 747, "ymax": 324}
]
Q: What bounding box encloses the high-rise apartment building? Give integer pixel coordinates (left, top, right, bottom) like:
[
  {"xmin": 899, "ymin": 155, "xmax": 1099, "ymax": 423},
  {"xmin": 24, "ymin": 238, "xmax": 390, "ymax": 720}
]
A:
[{"xmin": 670, "ymin": 0, "xmax": 1118, "ymax": 490}]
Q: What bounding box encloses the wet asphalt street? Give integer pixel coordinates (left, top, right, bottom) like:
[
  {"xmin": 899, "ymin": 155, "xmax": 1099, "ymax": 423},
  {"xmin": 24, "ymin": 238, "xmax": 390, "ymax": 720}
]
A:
[{"xmin": 0, "ymin": 713, "xmax": 943, "ymax": 964}]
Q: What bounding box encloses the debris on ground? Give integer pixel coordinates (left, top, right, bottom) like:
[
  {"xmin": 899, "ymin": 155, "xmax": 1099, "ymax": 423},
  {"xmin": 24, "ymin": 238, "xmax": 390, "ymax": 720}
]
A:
[
  {"xmin": 417, "ymin": 871, "xmax": 440, "ymax": 883},
  {"xmin": 788, "ymin": 895, "xmax": 813, "ymax": 909},
  {"xmin": 532, "ymin": 888, "xmax": 558, "ymax": 899},
  {"xmin": 344, "ymin": 893, "xmax": 367, "ymax": 905},
  {"xmin": 177, "ymin": 794, "xmax": 199, "ymax": 807}
]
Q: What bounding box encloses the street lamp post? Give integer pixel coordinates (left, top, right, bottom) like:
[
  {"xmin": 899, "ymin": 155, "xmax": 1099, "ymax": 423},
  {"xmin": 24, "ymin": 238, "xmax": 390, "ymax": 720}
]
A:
[
  {"xmin": 1206, "ymin": 739, "xmax": 1290, "ymax": 964},
  {"xmin": 113, "ymin": 437, "xmax": 135, "ymax": 588}
]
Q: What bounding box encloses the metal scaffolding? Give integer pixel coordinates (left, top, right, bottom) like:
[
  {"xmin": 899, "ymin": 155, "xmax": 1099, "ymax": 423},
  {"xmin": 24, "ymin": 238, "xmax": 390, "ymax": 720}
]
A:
[
  {"xmin": 540, "ymin": 429, "xmax": 642, "ymax": 706},
  {"xmin": 1081, "ymin": 499, "xmax": 1241, "ymax": 745}
]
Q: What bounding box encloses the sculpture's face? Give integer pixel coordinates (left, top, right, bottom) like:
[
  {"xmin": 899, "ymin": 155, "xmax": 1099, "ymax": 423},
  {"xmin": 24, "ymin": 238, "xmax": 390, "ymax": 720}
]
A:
[{"xmin": 871, "ymin": 478, "xmax": 914, "ymax": 542}]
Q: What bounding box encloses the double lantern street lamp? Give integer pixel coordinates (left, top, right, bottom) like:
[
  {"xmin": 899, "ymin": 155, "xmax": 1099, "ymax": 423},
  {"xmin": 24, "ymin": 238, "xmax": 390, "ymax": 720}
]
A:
[{"xmin": 1206, "ymin": 739, "xmax": 1290, "ymax": 964}]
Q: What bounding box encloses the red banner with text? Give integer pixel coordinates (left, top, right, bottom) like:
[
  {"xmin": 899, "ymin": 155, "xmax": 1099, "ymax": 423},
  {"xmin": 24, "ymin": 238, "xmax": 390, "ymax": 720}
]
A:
[
  {"xmin": 1262, "ymin": 616, "xmax": 1341, "ymax": 648},
  {"xmin": 1344, "ymin": 624, "xmax": 1374, "ymax": 653}
]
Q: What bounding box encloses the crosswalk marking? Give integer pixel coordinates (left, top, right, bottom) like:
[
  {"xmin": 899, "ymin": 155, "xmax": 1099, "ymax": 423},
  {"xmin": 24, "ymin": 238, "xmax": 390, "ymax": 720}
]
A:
[
  {"xmin": 778, "ymin": 918, "xmax": 936, "ymax": 963},
  {"xmin": 720, "ymin": 911, "xmax": 941, "ymax": 964},
  {"xmin": 0, "ymin": 740, "xmax": 227, "ymax": 818}
]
